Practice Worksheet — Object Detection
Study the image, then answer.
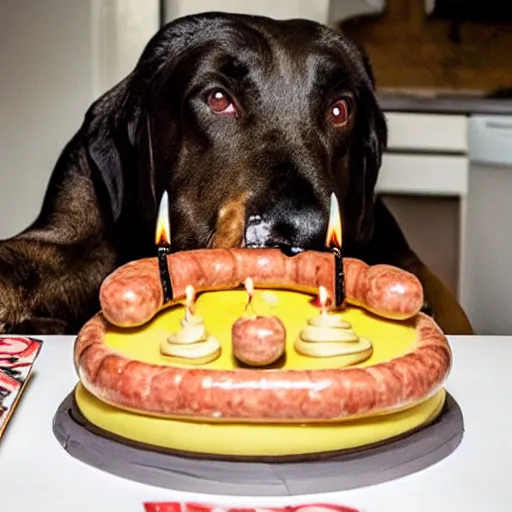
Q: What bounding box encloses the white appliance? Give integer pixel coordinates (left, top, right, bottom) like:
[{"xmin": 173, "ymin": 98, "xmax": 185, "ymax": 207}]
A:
[
  {"xmin": 162, "ymin": 0, "xmax": 384, "ymax": 26},
  {"xmin": 462, "ymin": 115, "xmax": 512, "ymax": 335},
  {"xmin": 376, "ymin": 112, "xmax": 469, "ymax": 302}
]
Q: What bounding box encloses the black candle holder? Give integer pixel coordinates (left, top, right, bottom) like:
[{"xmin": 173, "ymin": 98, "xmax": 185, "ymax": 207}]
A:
[
  {"xmin": 157, "ymin": 245, "xmax": 173, "ymax": 304},
  {"xmin": 331, "ymin": 246, "xmax": 345, "ymax": 308}
]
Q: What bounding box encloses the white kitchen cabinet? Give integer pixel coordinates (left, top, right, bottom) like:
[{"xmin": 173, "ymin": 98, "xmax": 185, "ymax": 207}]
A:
[
  {"xmin": 377, "ymin": 112, "xmax": 469, "ymax": 302},
  {"xmin": 377, "ymin": 154, "xmax": 468, "ymax": 196},
  {"xmin": 462, "ymin": 116, "xmax": 512, "ymax": 335},
  {"xmin": 384, "ymin": 112, "xmax": 468, "ymax": 153}
]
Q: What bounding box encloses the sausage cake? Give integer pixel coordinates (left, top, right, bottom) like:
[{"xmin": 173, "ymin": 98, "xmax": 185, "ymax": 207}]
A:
[{"xmin": 70, "ymin": 247, "xmax": 452, "ymax": 460}]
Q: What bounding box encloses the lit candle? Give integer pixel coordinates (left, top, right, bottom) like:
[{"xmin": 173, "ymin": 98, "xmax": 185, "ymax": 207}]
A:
[
  {"xmin": 155, "ymin": 190, "xmax": 173, "ymax": 304},
  {"xmin": 309, "ymin": 286, "xmax": 350, "ymax": 329},
  {"xmin": 296, "ymin": 286, "xmax": 372, "ymax": 361},
  {"xmin": 319, "ymin": 285, "xmax": 329, "ymax": 317},
  {"xmin": 243, "ymin": 276, "xmax": 256, "ymax": 316},
  {"xmin": 161, "ymin": 283, "xmax": 221, "ymax": 364},
  {"xmin": 184, "ymin": 284, "xmax": 197, "ymax": 323},
  {"xmin": 177, "ymin": 283, "xmax": 205, "ymax": 333},
  {"xmin": 325, "ymin": 192, "xmax": 345, "ymax": 308}
]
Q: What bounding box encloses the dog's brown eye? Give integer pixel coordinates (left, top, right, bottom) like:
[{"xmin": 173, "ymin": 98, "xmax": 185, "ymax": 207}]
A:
[
  {"xmin": 329, "ymin": 100, "xmax": 349, "ymax": 126},
  {"xmin": 207, "ymin": 90, "xmax": 236, "ymax": 116}
]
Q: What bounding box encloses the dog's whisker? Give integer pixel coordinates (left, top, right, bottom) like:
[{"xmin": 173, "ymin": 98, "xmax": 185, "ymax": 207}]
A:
[{"xmin": 205, "ymin": 229, "xmax": 216, "ymax": 248}]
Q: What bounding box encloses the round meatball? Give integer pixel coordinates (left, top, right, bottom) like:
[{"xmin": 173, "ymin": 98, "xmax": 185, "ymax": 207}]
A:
[{"xmin": 232, "ymin": 315, "xmax": 286, "ymax": 366}]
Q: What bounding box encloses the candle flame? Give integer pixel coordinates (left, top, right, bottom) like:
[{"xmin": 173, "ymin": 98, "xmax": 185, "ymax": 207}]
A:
[
  {"xmin": 184, "ymin": 284, "xmax": 196, "ymax": 320},
  {"xmin": 325, "ymin": 192, "xmax": 342, "ymax": 249},
  {"xmin": 243, "ymin": 277, "xmax": 255, "ymax": 315},
  {"xmin": 155, "ymin": 191, "xmax": 171, "ymax": 246},
  {"xmin": 319, "ymin": 286, "xmax": 329, "ymax": 311},
  {"xmin": 185, "ymin": 284, "xmax": 195, "ymax": 307},
  {"xmin": 244, "ymin": 277, "xmax": 254, "ymax": 300}
]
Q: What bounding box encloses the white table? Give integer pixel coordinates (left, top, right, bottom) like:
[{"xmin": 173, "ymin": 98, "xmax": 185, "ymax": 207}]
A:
[{"xmin": 1, "ymin": 335, "xmax": 510, "ymax": 512}]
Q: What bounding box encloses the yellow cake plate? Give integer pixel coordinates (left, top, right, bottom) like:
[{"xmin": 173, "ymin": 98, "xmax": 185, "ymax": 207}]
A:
[{"xmin": 75, "ymin": 289, "xmax": 447, "ymax": 458}]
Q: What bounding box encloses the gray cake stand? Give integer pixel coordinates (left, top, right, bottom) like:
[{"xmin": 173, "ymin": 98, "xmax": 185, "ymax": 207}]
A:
[{"xmin": 52, "ymin": 390, "xmax": 464, "ymax": 496}]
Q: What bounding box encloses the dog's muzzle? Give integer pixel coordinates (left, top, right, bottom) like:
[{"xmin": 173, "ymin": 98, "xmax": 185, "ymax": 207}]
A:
[{"xmin": 244, "ymin": 214, "xmax": 305, "ymax": 255}]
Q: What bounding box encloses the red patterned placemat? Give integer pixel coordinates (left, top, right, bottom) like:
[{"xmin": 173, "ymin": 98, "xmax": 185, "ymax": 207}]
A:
[
  {"xmin": 144, "ymin": 503, "xmax": 360, "ymax": 512},
  {"xmin": 0, "ymin": 337, "xmax": 43, "ymax": 438}
]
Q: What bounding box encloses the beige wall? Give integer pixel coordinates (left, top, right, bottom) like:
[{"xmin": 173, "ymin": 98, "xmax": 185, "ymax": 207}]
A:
[
  {"xmin": 0, "ymin": 0, "xmax": 159, "ymax": 240},
  {"xmin": 0, "ymin": 0, "xmax": 95, "ymax": 239}
]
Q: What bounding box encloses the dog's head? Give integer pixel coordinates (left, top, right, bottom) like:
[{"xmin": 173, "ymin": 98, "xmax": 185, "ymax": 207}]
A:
[{"xmin": 86, "ymin": 12, "xmax": 387, "ymax": 256}]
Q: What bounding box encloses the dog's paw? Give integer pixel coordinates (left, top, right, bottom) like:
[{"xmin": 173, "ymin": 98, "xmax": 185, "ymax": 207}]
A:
[{"xmin": 1, "ymin": 317, "xmax": 70, "ymax": 335}]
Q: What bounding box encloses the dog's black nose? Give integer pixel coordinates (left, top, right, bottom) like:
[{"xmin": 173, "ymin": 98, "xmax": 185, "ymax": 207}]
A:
[
  {"xmin": 245, "ymin": 214, "xmax": 305, "ymax": 254},
  {"xmin": 244, "ymin": 202, "xmax": 326, "ymax": 253},
  {"xmin": 244, "ymin": 215, "xmax": 271, "ymax": 247},
  {"xmin": 243, "ymin": 163, "xmax": 328, "ymax": 252}
]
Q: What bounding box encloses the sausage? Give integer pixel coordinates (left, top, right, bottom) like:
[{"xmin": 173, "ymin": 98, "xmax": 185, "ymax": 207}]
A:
[
  {"xmin": 99, "ymin": 249, "xmax": 424, "ymax": 328},
  {"xmin": 74, "ymin": 311, "xmax": 451, "ymax": 422},
  {"xmin": 345, "ymin": 258, "xmax": 424, "ymax": 320},
  {"xmin": 232, "ymin": 315, "xmax": 286, "ymax": 366}
]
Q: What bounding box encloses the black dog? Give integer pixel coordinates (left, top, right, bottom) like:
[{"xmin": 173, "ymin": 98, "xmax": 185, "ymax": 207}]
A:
[{"xmin": 0, "ymin": 12, "xmax": 473, "ymax": 335}]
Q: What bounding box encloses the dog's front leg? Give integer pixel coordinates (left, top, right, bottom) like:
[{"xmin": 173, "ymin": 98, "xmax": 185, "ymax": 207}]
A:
[
  {"xmin": 0, "ymin": 230, "xmax": 118, "ymax": 335},
  {"xmin": 1, "ymin": 317, "xmax": 70, "ymax": 335},
  {"xmin": 0, "ymin": 238, "xmax": 118, "ymax": 334}
]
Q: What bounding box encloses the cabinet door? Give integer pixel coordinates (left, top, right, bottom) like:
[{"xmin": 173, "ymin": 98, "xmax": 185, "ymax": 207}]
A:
[
  {"xmin": 380, "ymin": 194, "xmax": 462, "ymax": 298},
  {"xmin": 376, "ymin": 154, "xmax": 468, "ymax": 196}
]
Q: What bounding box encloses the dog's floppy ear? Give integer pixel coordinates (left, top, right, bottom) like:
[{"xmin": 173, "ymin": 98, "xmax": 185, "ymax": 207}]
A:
[
  {"xmin": 346, "ymin": 54, "xmax": 387, "ymax": 247},
  {"xmin": 82, "ymin": 15, "xmax": 208, "ymax": 225},
  {"xmin": 84, "ymin": 77, "xmax": 139, "ymax": 224}
]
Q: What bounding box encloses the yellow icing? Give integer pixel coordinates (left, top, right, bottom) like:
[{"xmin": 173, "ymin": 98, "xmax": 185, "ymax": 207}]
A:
[
  {"xmin": 75, "ymin": 384, "xmax": 445, "ymax": 456},
  {"xmin": 75, "ymin": 289, "xmax": 442, "ymax": 457},
  {"xmin": 104, "ymin": 289, "xmax": 417, "ymax": 370}
]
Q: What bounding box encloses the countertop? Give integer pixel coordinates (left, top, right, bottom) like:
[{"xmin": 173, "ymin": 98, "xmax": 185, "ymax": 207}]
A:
[
  {"xmin": 378, "ymin": 93, "xmax": 512, "ymax": 115},
  {"xmin": 1, "ymin": 334, "xmax": 511, "ymax": 512}
]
